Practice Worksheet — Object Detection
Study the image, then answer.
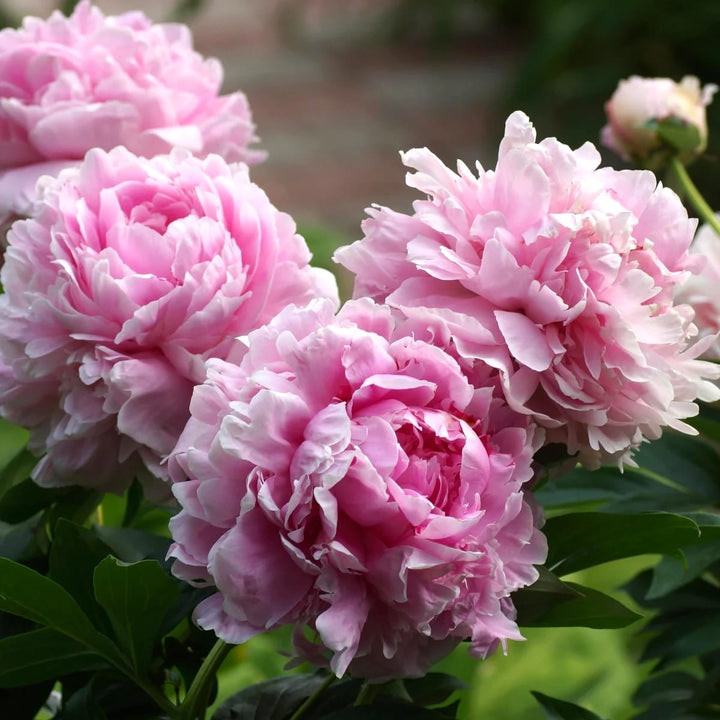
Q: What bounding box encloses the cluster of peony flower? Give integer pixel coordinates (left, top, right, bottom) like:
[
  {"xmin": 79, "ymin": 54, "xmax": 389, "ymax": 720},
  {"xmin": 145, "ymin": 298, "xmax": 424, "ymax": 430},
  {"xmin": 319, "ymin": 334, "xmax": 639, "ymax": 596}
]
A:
[
  {"xmin": 0, "ymin": 0, "xmax": 263, "ymax": 226},
  {"xmin": 0, "ymin": 1, "xmax": 717, "ymax": 682},
  {"xmin": 168, "ymin": 299, "xmax": 547, "ymax": 678},
  {"xmin": 336, "ymin": 111, "xmax": 720, "ymax": 468},
  {"xmin": 0, "ymin": 146, "xmax": 336, "ymax": 492}
]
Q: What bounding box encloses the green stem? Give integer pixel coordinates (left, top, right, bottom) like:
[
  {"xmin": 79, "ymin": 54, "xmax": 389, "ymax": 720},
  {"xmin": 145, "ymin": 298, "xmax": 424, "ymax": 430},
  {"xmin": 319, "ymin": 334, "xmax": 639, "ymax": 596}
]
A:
[
  {"xmin": 288, "ymin": 673, "xmax": 335, "ymax": 720},
  {"xmin": 179, "ymin": 639, "xmax": 233, "ymax": 720},
  {"xmin": 353, "ymin": 681, "xmax": 380, "ymax": 706},
  {"xmin": 671, "ymin": 156, "xmax": 720, "ymax": 237}
]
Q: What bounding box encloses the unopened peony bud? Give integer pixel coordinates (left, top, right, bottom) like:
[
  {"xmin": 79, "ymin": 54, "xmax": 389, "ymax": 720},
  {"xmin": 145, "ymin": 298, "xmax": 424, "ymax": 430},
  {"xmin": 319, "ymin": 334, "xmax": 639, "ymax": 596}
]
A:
[{"xmin": 602, "ymin": 75, "xmax": 716, "ymax": 162}]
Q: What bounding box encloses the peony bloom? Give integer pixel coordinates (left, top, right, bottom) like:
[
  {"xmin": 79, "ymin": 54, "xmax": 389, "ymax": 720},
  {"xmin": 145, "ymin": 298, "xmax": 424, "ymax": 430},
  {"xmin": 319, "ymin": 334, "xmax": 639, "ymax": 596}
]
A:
[
  {"xmin": 335, "ymin": 111, "xmax": 720, "ymax": 468},
  {"xmin": 676, "ymin": 220, "xmax": 720, "ymax": 360},
  {"xmin": 0, "ymin": 147, "xmax": 337, "ymax": 492},
  {"xmin": 602, "ymin": 75, "xmax": 716, "ymax": 162},
  {"xmin": 0, "ymin": 0, "xmax": 264, "ymax": 224},
  {"xmin": 168, "ymin": 298, "xmax": 546, "ymax": 679}
]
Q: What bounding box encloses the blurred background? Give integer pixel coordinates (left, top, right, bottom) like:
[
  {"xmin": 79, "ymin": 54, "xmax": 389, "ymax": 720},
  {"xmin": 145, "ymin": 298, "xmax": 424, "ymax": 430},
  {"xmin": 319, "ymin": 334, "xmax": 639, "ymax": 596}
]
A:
[
  {"xmin": 4, "ymin": 0, "xmax": 720, "ymax": 271},
  {"xmin": 4, "ymin": 1, "xmax": 720, "ymax": 717}
]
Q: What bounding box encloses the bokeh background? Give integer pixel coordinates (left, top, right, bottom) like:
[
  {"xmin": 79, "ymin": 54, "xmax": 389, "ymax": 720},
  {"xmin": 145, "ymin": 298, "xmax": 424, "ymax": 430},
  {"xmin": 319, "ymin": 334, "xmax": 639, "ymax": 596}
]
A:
[{"xmin": 4, "ymin": 1, "xmax": 720, "ymax": 717}]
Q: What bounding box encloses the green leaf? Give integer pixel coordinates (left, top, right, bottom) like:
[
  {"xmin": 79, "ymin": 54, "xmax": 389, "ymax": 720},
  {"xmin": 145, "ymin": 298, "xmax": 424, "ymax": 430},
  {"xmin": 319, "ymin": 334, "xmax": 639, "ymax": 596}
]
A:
[
  {"xmin": 0, "ymin": 627, "xmax": 108, "ymax": 687},
  {"xmin": 0, "ymin": 558, "xmax": 127, "ymax": 669},
  {"xmin": 0, "ymin": 557, "xmax": 102, "ymax": 637},
  {"xmin": 0, "ymin": 517, "xmax": 36, "ymax": 561},
  {"xmin": 213, "ymin": 674, "xmax": 329, "ymax": 720},
  {"xmin": 0, "ymin": 446, "xmax": 35, "ymax": 502},
  {"xmin": 647, "ymin": 538, "xmax": 720, "ymax": 599},
  {"xmin": 317, "ymin": 702, "xmax": 458, "ymax": 719},
  {"xmin": 544, "ymin": 512, "xmax": 700, "ymax": 576},
  {"xmin": 537, "ymin": 430, "xmax": 720, "ymax": 514},
  {"xmin": 0, "ymin": 479, "xmax": 70, "ymax": 523},
  {"xmin": 93, "ymin": 557, "xmax": 179, "ymax": 675},
  {"xmin": 642, "ymin": 615, "xmax": 720, "ymax": 662},
  {"xmin": 58, "ymin": 675, "xmax": 162, "ymax": 720},
  {"xmin": 46, "ymin": 487, "xmax": 102, "ymax": 529},
  {"xmin": 404, "ymin": 673, "xmax": 466, "ymax": 706},
  {"xmin": 49, "ymin": 520, "xmax": 114, "ymax": 631},
  {"xmin": 632, "ymin": 670, "xmax": 699, "ymax": 707},
  {"xmin": 58, "ymin": 682, "xmax": 109, "ymax": 720},
  {"xmin": 513, "ymin": 567, "xmax": 583, "ymax": 625},
  {"xmin": 94, "ymin": 525, "xmax": 172, "ymax": 564},
  {"xmin": 0, "ymin": 681, "xmax": 54, "ymax": 720},
  {"xmin": 0, "ymin": 419, "xmax": 29, "ymax": 472},
  {"xmin": 649, "ymin": 116, "xmax": 703, "ymax": 153},
  {"xmin": 532, "ymin": 691, "xmax": 606, "ymax": 719},
  {"xmin": 521, "ymin": 582, "xmax": 641, "ymax": 629}
]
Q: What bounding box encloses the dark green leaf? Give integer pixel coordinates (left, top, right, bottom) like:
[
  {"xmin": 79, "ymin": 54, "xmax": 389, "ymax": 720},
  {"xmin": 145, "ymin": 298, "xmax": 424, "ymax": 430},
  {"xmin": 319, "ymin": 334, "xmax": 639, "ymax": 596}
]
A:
[
  {"xmin": 122, "ymin": 479, "xmax": 144, "ymax": 527},
  {"xmin": 0, "ymin": 628, "xmax": 108, "ymax": 686},
  {"xmin": 0, "ymin": 681, "xmax": 54, "ymax": 720},
  {"xmin": 0, "ymin": 419, "xmax": 29, "ymax": 471},
  {"xmin": 404, "ymin": 673, "xmax": 466, "ymax": 706},
  {"xmin": 0, "ymin": 446, "xmax": 35, "ymax": 502},
  {"xmin": 0, "ymin": 557, "xmax": 101, "ymax": 637},
  {"xmin": 544, "ymin": 512, "xmax": 699, "ymax": 576},
  {"xmin": 58, "ymin": 682, "xmax": 109, "ymax": 720},
  {"xmin": 522, "ymin": 582, "xmax": 641, "ymax": 629},
  {"xmin": 513, "ymin": 566, "xmax": 583, "ymax": 625},
  {"xmin": 93, "ymin": 557, "xmax": 179, "ymax": 675},
  {"xmin": 624, "ymin": 570, "xmax": 720, "ymax": 612},
  {"xmin": 94, "ymin": 525, "xmax": 172, "ymax": 564},
  {"xmin": 0, "ymin": 479, "xmax": 70, "ymax": 523},
  {"xmin": 647, "ymin": 539, "xmax": 720, "ymax": 599},
  {"xmin": 49, "ymin": 520, "xmax": 113, "ymax": 631},
  {"xmin": 642, "ymin": 615, "xmax": 720, "ymax": 662},
  {"xmin": 633, "ymin": 671, "xmax": 699, "ymax": 707},
  {"xmin": 631, "ymin": 433, "xmax": 720, "ymax": 500},
  {"xmin": 0, "ymin": 517, "xmax": 36, "ymax": 561},
  {"xmin": 46, "ymin": 487, "xmax": 103, "ymax": 530},
  {"xmin": 317, "ymin": 701, "xmax": 459, "ymax": 719},
  {"xmin": 213, "ymin": 674, "xmax": 328, "ymax": 720},
  {"xmin": 58, "ymin": 674, "xmax": 162, "ymax": 720},
  {"xmin": 532, "ymin": 691, "xmax": 606, "ymax": 719},
  {"xmin": 537, "ymin": 431, "xmax": 720, "ymax": 514},
  {"xmin": 307, "ymin": 678, "xmax": 366, "ymax": 718},
  {"xmin": 158, "ymin": 583, "xmax": 214, "ymax": 638},
  {"xmin": 0, "ymin": 558, "xmax": 127, "ymax": 669}
]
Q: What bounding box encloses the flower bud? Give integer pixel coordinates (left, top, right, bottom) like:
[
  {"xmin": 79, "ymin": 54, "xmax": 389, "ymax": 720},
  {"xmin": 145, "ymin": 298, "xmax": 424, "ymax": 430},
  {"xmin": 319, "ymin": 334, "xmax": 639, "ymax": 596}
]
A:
[{"xmin": 601, "ymin": 75, "xmax": 716, "ymax": 162}]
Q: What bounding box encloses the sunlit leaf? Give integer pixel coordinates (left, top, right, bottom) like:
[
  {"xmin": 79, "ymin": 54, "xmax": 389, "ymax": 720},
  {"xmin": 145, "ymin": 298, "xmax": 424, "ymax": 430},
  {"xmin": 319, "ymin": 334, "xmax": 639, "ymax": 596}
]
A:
[{"xmin": 545, "ymin": 512, "xmax": 699, "ymax": 576}]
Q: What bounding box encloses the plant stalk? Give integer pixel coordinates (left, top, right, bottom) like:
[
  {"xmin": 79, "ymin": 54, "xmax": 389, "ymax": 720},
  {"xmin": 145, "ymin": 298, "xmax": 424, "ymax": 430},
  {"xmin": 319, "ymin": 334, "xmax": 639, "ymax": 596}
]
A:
[
  {"xmin": 179, "ymin": 639, "xmax": 232, "ymax": 720},
  {"xmin": 671, "ymin": 156, "xmax": 720, "ymax": 237}
]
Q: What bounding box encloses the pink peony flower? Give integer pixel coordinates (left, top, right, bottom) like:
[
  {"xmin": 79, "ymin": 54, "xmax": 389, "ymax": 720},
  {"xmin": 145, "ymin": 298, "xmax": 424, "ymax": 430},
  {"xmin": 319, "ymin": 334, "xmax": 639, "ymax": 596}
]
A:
[
  {"xmin": 167, "ymin": 298, "xmax": 546, "ymax": 679},
  {"xmin": 0, "ymin": 147, "xmax": 337, "ymax": 492},
  {"xmin": 675, "ymin": 220, "xmax": 720, "ymax": 360},
  {"xmin": 0, "ymin": 0, "xmax": 264, "ymax": 224},
  {"xmin": 602, "ymin": 75, "xmax": 716, "ymax": 161},
  {"xmin": 335, "ymin": 111, "xmax": 720, "ymax": 468}
]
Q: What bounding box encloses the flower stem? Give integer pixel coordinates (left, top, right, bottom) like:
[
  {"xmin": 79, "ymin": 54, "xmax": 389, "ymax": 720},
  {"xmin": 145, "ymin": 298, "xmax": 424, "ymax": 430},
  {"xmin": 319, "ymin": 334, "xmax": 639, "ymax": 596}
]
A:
[
  {"xmin": 671, "ymin": 156, "xmax": 720, "ymax": 237},
  {"xmin": 288, "ymin": 673, "xmax": 335, "ymax": 720},
  {"xmin": 179, "ymin": 639, "xmax": 232, "ymax": 720}
]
